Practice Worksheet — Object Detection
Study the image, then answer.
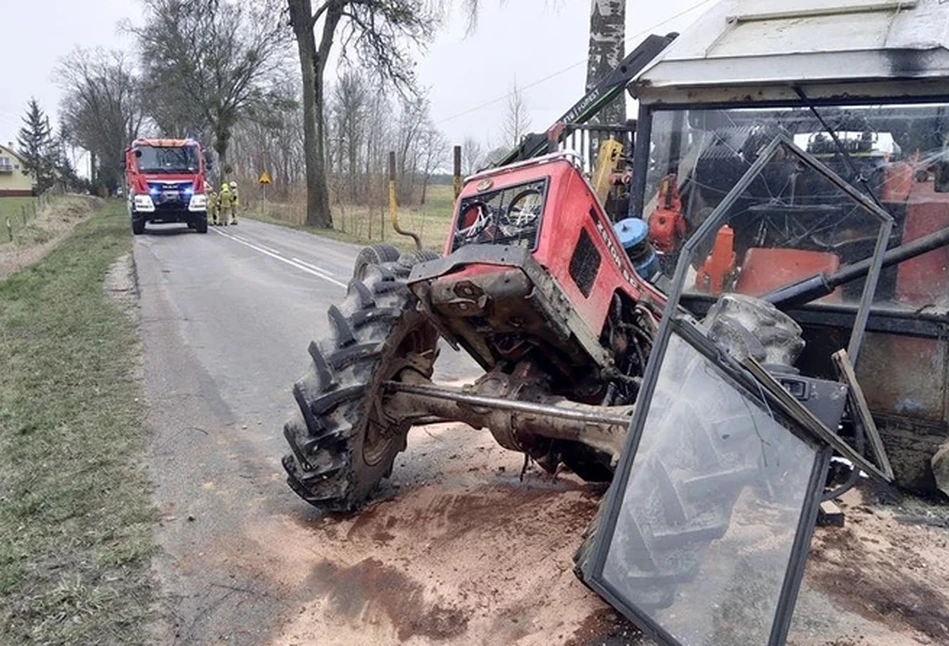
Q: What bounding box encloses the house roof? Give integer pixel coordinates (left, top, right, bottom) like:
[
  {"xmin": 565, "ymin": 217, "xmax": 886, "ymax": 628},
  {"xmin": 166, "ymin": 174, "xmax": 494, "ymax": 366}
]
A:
[
  {"xmin": 0, "ymin": 142, "xmax": 27, "ymax": 163},
  {"xmin": 631, "ymin": 0, "xmax": 949, "ymax": 105}
]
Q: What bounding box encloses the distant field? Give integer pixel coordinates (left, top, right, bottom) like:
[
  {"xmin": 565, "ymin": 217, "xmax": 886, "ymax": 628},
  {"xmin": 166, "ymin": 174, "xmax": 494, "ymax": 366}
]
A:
[{"xmin": 246, "ymin": 184, "xmax": 457, "ymax": 252}]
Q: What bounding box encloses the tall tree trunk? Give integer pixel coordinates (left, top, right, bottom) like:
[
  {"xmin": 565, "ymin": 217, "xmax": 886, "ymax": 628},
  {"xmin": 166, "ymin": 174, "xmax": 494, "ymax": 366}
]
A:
[
  {"xmin": 586, "ymin": 0, "xmax": 626, "ymax": 126},
  {"xmin": 289, "ymin": 0, "xmax": 337, "ymax": 228},
  {"xmin": 214, "ymin": 125, "xmax": 230, "ymax": 181}
]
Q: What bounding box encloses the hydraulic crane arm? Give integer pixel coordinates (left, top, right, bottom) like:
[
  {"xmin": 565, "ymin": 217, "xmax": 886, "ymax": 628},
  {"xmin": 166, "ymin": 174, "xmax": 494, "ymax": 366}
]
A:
[{"xmin": 495, "ymin": 33, "xmax": 676, "ymax": 168}]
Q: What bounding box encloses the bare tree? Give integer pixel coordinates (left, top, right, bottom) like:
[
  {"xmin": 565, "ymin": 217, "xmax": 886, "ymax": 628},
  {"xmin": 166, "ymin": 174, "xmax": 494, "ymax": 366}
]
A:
[
  {"xmin": 586, "ymin": 0, "xmax": 625, "ymax": 125},
  {"xmin": 287, "ymin": 0, "xmax": 440, "ymax": 228},
  {"xmin": 502, "ymin": 83, "xmax": 531, "ymax": 148},
  {"xmin": 418, "ymin": 126, "xmax": 447, "ymax": 204},
  {"xmin": 229, "ymin": 75, "xmax": 305, "ymax": 196},
  {"xmin": 461, "ymin": 136, "xmax": 484, "ymax": 175},
  {"xmin": 57, "ymin": 48, "xmax": 144, "ymax": 191},
  {"xmin": 331, "ymin": 69, "xmax": 371, "ymax": 201},
  {"xmin": 130, "ymin": 0, "xmax": 289, "ymax": 178},
  {"xmin": 395, "ymin": 94, "xmax": 430, "ymax": 200}
]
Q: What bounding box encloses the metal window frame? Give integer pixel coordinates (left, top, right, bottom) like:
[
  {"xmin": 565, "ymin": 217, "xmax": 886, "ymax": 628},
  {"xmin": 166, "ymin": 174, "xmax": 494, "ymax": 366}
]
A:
[
  {"xmin": 451, "ymin": 176, "xmax": 551, "ymax": 254},
  {"xmin": 586, "ymin": 316, "xmax": 833, "ymax": 646},
  {"xmin": 586, "ymin": 133, "xmax": 895, "ymax": 645},
  {"xmin": 630, "ymin": 129, "xmax": 894, "ymax": 363}
]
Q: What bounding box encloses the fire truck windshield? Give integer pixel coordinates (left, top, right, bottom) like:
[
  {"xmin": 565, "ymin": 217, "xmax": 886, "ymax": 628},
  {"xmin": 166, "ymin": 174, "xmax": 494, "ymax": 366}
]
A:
[{"xmin": 135, "ymin": 145, "xmax": 199, "ymax": 174}]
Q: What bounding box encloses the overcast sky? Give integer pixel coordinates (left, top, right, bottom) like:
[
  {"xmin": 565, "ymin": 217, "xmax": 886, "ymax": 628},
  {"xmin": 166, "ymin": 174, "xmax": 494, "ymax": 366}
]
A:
[{"xmin": 1, "ymin": 0, "xmax": 711, "ymax": 152}]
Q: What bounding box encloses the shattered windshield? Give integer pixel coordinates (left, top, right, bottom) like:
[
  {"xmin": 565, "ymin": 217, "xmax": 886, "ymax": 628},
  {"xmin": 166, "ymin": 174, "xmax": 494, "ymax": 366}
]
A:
[
  {"xmin": 451, "ymin": 179, "xmax": 547, "ymax": 251},
  {"xmin": 135, "ymin": 145, "xmax": 200, "ymax": 174},
  {"xmin": 639, "ymin": 104, "xmax": 949, "ymax": 312}
]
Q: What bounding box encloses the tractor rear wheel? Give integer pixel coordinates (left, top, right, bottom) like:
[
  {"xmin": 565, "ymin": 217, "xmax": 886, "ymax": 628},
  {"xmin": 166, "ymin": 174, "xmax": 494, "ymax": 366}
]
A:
[
  {"xmin": 353, "ymin": 244, "xmax": 401, "ymax": 281},
  {"xmin": 282, "ymin": 262, "xmax": 439, "ymax": 512}
]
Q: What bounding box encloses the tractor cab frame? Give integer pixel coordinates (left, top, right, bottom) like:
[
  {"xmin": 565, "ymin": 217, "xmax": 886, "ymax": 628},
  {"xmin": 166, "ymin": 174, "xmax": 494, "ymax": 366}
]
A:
[{"xmin": 623, "ymin": 0, "xmax": 949, "ymax": 495}]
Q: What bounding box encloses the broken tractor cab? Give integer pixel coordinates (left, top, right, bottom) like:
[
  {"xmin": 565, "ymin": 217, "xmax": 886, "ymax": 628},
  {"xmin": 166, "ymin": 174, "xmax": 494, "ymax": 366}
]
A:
[{"xmin": 281, "ymin": 0, "xmax": 949, "ymax": 644}]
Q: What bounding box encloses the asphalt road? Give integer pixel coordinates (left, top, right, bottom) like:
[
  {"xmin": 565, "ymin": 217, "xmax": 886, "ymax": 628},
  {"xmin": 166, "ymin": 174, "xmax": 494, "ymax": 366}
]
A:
[
  {"xmin": 134, "ymin": 219, "xmax": 597, "ymax": 646},
  {"xmin": 133, "ymin": 218, "xmax": 933, "ymax": 646},
  {"xmin": 136, "ymin": 219, "xmax": 356, "ymax": 644}
]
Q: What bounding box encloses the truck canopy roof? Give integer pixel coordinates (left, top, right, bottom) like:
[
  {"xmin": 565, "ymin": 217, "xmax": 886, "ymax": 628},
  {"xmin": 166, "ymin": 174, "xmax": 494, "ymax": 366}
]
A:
[{"xmin": 631, "ymin": 0, "xmax": 949, "ymax": 105}]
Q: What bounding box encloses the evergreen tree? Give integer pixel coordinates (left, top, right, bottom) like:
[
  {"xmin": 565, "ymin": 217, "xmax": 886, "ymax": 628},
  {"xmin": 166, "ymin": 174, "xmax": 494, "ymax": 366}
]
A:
[{"xmin": 16, "ymin": 99, "xmax": 56, "ymax": 193}]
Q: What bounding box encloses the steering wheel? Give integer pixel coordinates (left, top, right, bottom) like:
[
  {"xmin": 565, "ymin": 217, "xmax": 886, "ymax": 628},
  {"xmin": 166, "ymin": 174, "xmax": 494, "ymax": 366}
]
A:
[
  {"xmin": 455, "ymin": 201, "xmax": 494, "ymax": 241},
  {"xmin": 502, "ymin": 188, "xmax": 543, "ymax": 229}
]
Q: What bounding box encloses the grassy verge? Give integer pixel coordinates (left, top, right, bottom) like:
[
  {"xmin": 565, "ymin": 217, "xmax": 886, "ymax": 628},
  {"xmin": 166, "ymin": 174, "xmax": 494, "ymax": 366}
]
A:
[
  {"xmin": 245, "ymin": 184, "xmax": 456, "ymax": 252},
  {"xmin": 0, "ymin": 197, "xmax": 37, "ymax": 243},
  {"xmin": 0, "ymin": 202, "xmax": 155, "ymax": 645}
]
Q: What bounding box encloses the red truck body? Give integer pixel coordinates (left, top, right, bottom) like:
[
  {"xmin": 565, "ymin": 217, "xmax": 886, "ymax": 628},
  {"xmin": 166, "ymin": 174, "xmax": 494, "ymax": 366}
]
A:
[{"xmin": 125, "ymin": 138, "xmax": 209, "ymax": 234}]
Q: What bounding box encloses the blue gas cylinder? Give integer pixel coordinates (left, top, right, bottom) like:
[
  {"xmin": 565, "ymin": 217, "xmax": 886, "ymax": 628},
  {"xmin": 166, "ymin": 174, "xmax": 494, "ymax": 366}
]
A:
[{"xmin": 613, "ymin": 218, "xmax": 660, "ymax": 283}]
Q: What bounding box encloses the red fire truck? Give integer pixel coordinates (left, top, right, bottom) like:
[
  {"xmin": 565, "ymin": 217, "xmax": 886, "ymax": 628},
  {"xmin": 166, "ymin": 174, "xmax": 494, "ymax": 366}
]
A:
[{"xmin": 125, "ymin": 138, "xmax": 209, "ymax": 234}]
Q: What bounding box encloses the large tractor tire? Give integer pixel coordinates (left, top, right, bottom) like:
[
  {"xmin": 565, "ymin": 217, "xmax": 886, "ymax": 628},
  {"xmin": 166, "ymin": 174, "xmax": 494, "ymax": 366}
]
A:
[
  {"xmin": 398, "ymin": 249, "xmax": 441, "ymax": 270},
  {"xmin": 575, "ymin": 294, "xmax": 805, "ymax": 609},
  {"xmin": 282, "ymin": 262, "xmax": 439, "ymax": 512},
  {"xmin": 574, "ymin": 386, "xmax": 752, "ymax": 609},
  {"xmin": 353, "ymin": 244, "xmax": 401, "ymax": 281}
]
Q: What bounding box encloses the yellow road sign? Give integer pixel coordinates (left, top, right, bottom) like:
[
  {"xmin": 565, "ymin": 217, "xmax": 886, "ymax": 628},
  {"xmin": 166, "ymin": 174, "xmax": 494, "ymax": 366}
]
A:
[{"xmin": 258, "ymin": 171, "xmax": 272, "ymax": 185}]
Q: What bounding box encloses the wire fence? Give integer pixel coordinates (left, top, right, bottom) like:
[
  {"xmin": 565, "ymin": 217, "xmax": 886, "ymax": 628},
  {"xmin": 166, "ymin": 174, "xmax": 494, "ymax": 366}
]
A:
[{"xmin": 2, "ymin": 185, "xmax": 66, "ymax": 243}]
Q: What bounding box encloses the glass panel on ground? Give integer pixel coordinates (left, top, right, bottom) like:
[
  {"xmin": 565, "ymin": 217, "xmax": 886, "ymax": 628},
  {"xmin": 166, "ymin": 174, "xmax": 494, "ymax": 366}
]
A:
[{"xmin": 601, "ymin": 333, "xmax": 819, "ymax": 646}]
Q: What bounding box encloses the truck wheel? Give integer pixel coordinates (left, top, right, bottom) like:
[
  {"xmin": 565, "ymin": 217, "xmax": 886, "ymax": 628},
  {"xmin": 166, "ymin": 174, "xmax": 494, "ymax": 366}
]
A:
[
  {"xmin": 195, "ymin": 215, "xmax": 208, "ymax": 234},
  {"xmin": 282, "ymin": 262, "xmax": 439, "ymax": 512},
  {"xmin": 132, "ymin": 217, "xmax": 145, "ymax": 235},
  {"xmin": 353, "ymin": 244, "xmax": 401, "ymax": 281}
]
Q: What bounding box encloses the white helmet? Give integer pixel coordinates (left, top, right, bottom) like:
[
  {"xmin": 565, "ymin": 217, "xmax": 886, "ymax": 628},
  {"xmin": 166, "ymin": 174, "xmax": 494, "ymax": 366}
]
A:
[{"xmin": 229, "ymin": 181, "xmax": 237, "ymax": 189}]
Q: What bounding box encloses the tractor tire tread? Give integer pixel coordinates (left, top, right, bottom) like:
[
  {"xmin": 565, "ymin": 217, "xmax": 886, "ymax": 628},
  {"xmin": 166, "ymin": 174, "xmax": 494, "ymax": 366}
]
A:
[
  {"xmin": 283, "ymin": 261, "xmax": 438, "ymax": 513},
  {"xmin": 575, "ymin": 386, "xmax": 760, "ymax": 610}
]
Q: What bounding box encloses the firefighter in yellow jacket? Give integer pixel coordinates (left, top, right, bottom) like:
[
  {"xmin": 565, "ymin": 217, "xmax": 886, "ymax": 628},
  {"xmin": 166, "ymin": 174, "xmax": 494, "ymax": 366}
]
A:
[
  {"xmin": 217, "ymin": 182, "xmax": 236, "ymax": 226},
  {"xmin": 228, "ymin": 180, "xmax": 240, "ymax": 225},
  {"xmin": 206, "ymin": 182, "xmax": 219, "ymax": 226}
]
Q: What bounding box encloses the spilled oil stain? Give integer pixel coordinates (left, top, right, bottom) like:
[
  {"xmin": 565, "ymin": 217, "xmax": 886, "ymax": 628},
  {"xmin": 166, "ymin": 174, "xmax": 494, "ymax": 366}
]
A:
[
  {"xmin": 308, "ymin": 557, "xmax": 469, "ymax": 641},
  {"xmin": 808, "ymin": 526, "xmax": 949, "ymax": 643}
]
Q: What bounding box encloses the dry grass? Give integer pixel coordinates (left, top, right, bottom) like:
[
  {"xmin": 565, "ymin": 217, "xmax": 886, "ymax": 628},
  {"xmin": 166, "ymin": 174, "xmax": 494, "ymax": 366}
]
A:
[
  {"xmin": 0, "ymin": 197, "xmax": 36, "ymax": 244},
  {"xmin": 243, "ymin": 183, "xmax": 456, "ymax": 252},
  {"xmin": 0, "ymin": 195, "xmax": 104, "ymax": 283},
  {"xmin": 0, "ymin": 202, "xmax": 155, "ymax": 644}
]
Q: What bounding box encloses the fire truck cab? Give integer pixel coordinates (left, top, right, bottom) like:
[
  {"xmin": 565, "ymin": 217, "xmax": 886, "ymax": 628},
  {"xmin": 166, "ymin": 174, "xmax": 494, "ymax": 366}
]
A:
[{"xmin": 125, "ymin": 138, "xmax": 209, "ymax": 235}]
